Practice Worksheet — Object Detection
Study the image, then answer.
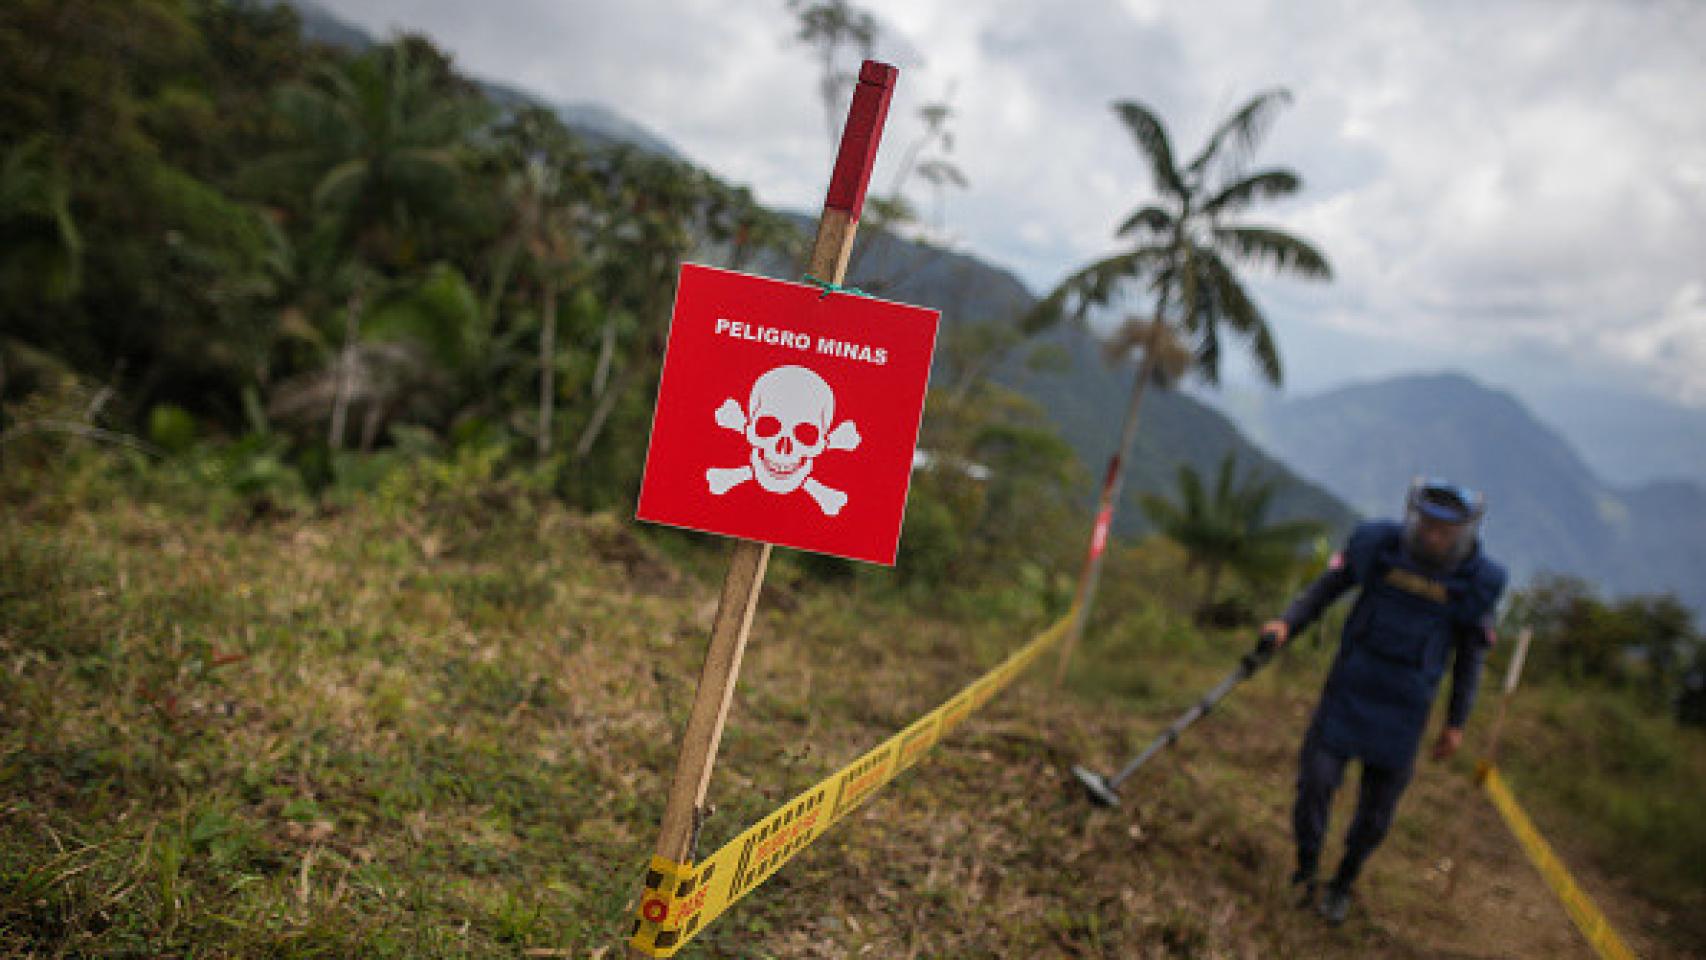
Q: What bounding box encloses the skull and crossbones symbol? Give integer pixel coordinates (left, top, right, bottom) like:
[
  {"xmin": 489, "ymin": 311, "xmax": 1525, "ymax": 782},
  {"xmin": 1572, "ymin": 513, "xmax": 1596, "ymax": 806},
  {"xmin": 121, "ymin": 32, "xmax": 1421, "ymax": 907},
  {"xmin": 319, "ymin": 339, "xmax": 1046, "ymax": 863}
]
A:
[{"xmin": 705, "ymin": 365, "xmax": 860, "ymax": 516}]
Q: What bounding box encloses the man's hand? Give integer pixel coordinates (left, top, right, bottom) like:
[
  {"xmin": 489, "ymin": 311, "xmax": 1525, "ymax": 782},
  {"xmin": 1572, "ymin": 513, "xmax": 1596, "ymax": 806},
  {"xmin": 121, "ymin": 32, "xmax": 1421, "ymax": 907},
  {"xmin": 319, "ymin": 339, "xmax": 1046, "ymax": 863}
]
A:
[
  {"xmin": 1431, "ymin": 726, "xmax": 1464, "ymax": 761},
  {"xmin": 1242, "ymin": 621, "xmax": 1291, "ymax": 674}
]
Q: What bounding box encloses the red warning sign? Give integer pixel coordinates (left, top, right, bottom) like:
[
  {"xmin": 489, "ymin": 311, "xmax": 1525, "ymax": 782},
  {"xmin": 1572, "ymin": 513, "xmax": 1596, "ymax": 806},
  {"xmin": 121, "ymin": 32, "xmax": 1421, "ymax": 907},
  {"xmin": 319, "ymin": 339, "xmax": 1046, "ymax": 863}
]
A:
[{"xmin": 637, "ymin": 263, "xmax": 939, "ymax": 565}]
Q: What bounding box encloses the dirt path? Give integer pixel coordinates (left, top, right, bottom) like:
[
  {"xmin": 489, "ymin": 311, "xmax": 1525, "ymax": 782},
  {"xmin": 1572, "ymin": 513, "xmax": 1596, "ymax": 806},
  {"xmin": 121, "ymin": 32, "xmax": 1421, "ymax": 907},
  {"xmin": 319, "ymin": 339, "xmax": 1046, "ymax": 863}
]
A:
[{"xmin": 707, "ymin": 665, "xmax": 1683, "ymax": 959}]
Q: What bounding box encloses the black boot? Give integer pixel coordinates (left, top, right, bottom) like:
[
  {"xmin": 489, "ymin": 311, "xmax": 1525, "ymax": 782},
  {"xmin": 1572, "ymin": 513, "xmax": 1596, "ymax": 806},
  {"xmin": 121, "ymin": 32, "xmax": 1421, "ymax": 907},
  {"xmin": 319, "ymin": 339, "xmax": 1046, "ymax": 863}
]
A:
[{"xmin": 1317, "ymin": 882, "xmax": 1352, "ymax": 927}]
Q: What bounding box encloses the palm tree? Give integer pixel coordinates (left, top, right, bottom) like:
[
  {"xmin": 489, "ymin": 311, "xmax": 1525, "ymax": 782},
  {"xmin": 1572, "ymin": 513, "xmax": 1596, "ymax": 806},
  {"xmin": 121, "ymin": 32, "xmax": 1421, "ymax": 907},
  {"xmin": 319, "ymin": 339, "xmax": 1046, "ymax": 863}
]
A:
[
  {"xmin": 566, "ymin": 148, "xmax": 791, "ymax": 464},
  {"xmin": 261, "ymin": 42, "xmax": 484, "ymax": 448},
  {"xmin": 1042, "ymin": 89, "xmax": 1332, "ymax": 680},
  {"xmin": 0, "ymin": 136, "xmax": 82, "ymax": 307},
  {"xmin": 266, "ymin": 262, "xmax": 479, "ymax": 451},
  {"xmin": 568, "ymin": 147, "xmax": 700, "ymax": 463},
  {"xmin": 1141, "ymin": 454, "xmax": 1323, "ymax": 616},
  {"xmin": 483, "ymin": 142, "xmax": 577, "ymax": 456},
  {"xmin": 520, "ymin": 160, "xmax": 576, "ymax": 459}
]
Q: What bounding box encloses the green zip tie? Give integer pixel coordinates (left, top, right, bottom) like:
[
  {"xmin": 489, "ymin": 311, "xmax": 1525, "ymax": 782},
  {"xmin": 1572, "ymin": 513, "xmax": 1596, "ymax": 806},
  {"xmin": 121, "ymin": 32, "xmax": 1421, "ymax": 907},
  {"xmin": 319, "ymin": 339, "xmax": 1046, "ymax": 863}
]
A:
[{"xmin": 801, "ymin": 273, "xmax": 869, "ymax": 299}]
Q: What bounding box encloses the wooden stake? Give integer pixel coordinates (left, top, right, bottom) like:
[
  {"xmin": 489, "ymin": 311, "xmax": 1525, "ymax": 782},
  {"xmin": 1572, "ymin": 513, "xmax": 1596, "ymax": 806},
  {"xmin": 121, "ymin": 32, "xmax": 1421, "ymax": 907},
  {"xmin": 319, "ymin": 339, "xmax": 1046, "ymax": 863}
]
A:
[
  {"xmin": 629, "ymin": 60, "xmax": 897, "ymax": 958},
  {"xmin": 1444, "ymin": 625, "xmax": 1534, "ymax": 899},
  {"xmin": 646, "ymin": 538, "xmax": 772, "ymax": 868},
  {"xmin": 1482, "ymin": 625, "xmax": 1535, "ymax": 768}
]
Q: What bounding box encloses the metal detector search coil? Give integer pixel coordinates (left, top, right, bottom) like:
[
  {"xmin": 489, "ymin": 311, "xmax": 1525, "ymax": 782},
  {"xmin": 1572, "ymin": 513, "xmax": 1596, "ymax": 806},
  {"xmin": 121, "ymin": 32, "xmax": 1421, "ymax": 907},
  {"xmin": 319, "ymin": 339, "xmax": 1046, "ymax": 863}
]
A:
[{"xmin": 1073, "ymin": 633, "xmax": 1279, "ymax": 807}]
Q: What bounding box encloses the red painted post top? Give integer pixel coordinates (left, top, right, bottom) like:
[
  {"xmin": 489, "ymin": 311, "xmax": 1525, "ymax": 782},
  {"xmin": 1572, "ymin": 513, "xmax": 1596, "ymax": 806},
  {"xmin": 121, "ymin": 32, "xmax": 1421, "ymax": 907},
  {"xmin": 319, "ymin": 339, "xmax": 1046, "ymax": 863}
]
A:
[{"xmin": 823, "ymin": 60, "xmax": 899, "ymax": 221}]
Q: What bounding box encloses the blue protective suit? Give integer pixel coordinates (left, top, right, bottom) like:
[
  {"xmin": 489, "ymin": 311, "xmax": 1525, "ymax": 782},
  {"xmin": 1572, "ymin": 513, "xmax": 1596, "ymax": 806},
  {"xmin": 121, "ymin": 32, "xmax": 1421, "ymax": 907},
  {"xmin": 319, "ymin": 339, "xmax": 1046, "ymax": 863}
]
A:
[{"xmin": 1283, "ymin": 520, "xmax": 1507, "ymax": 771}]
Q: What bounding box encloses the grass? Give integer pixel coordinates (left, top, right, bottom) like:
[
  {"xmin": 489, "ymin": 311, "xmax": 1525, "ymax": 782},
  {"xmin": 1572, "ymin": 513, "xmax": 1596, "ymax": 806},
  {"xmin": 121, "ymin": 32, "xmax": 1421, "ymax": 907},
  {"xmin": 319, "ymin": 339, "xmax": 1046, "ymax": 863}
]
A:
[
  {"xmin": 2, "ymin": 451, "xmax": 1703, "ymax": 958},
  {"xmin": 1502, "ymin": 683, "xmax": 1706, "ymax": 915}
]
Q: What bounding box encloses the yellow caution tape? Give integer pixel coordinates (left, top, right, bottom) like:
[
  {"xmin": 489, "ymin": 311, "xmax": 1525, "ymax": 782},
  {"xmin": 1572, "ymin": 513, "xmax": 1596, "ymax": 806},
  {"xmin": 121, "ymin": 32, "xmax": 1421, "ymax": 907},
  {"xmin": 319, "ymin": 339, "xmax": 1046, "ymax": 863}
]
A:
[
  {"xmin": 1476, "ymin": 762, "xmax": 1639, "ymax": 960},
  {"xmin": 628, "ymin": 610, "xmax": 1075, "ymax": 956}
]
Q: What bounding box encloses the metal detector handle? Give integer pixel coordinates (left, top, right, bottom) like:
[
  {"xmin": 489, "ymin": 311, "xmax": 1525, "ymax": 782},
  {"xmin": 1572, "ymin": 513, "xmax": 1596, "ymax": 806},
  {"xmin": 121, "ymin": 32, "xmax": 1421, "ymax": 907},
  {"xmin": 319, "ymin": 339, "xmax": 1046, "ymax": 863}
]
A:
[
  {"xmin": 1239, "ymin": 626, "xmax": 1285, "ymax": 676},
  {"xmin": 1104, "ymin": 663, "xmax": 1249, "ymax": 791}
]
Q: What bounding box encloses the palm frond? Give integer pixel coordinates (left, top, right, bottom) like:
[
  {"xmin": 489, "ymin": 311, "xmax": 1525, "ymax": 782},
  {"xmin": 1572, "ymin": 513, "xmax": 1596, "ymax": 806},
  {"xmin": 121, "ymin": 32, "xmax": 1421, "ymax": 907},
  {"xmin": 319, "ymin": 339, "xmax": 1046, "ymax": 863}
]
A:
[
  {"xmin": 1112, "ymin": 101, "xmax": 1187, "ymax": 200},
  {"xmin": 1211, "ymin": 226, "xmax": 1332, "ymax": 280},
  {"xmin": 1232, "ymin": 472, "xmax": 1279, "ymax": 527},
  {"xmin": 1250, "ymin": 518, "xmax": 1326, "ymax": 546},
  {"xmin": 1185, "ymin": 87, "xmax": 1293, "ymax": 180},
  {"xmin": 1245, "ymin": 316, "xmax": 1282, "ymax": 387},
  {"xmin": 1147, "ymin": 450, "xmax": 1323, "ymax": 590},
  {"xmin": 1194, "ymin": 319, "xmax": 1222, "ymax": 386},
  {"xmin": 1199, "ymin": 251, "xmax": 1282, "ymax": 385},
  {"xmin": 1201, "ymin": 169, "xmax": 1301, "ymax": 217},
  {"xmin": 916, "ymin": 158, "xmax": 969, "ymax": 189},
  {"xmin": 1213, "ymin": 452, "xmax": 1237, "ymax": 505},
  {"xmin": 1116, "ymin": 204, "xmax": 1175, "ymax": 240},
  {"xmin": 1178, "ymin": 462, "xmax": 1205, "ymax": 517},
  {"xmin": 1139, "ymin": 491, "xmax": 1185, "ymax": 530},
  {"xmin": 311, "ymin": 158, "xmax": 368, "ymax": 212},
  {"xmin": 1022, "ymin": 244, "xmax": 1172, "ymax": 333}
]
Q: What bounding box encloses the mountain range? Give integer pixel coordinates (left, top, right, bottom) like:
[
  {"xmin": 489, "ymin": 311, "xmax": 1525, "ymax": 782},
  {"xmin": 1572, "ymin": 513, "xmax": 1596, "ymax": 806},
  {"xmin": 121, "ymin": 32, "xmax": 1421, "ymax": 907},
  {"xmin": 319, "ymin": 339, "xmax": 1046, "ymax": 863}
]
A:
[
  {"xmin": 285, "ymin": 0, "xmax": 683, "ymax": 157},
  {"xmin": 849, "ymin": 234, "xmax": 1706, "ymax": 617},
  {"xmin": 1240, "ymin": 374, "xmax": 1706, "ymax": 614},
  {"xmin": 285, "ymin": 0, "xmax": 1703, "ymax": 615},
  {"xmin": 821, "ymin": 228, "xmax": 1361, "ymax": 540},
  {"xmin": 1519, "ymin": 381, "xmax": 1706, "ymax": 490}
]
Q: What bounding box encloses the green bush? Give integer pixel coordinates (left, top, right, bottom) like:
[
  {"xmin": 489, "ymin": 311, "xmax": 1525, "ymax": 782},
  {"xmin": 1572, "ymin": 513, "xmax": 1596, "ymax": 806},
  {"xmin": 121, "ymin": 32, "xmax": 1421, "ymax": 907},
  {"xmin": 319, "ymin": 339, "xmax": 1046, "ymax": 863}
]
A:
[
  {"xmin": 895, "ymin": 491, "xmax": 962, "ymax": 589},
  {"xmin": 1515, "ymin": 684, "xmax": 1706, "ymax": 903},
  {"xmin": 146, "ymin": 404, "xmax": 196, "ymax": 454}
]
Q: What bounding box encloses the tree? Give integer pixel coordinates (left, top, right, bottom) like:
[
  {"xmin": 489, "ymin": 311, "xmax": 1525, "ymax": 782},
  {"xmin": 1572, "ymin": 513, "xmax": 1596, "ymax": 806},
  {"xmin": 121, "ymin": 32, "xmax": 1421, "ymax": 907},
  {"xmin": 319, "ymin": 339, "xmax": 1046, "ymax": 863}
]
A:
[
  {"xmin": 0, "ymin": 0, "xmax": 285, "ymax": 426},
  {"xmin": 266, "ymin": 40, "xmax": 481, "ymax": 257},
  {"xmin": 785, "ymin": 0, "xmax": 877, "ymax": 148},
  {"xmin": 1507, "ymin": 576, "xmax": 1702, "ymax": 710},
  {"xmin": 1614, "ymin": 594, "xmax": 1697, "ymax": 709},
  {"xmin": 849, "ymin": 97, "xmax": 969, "ymax": 293},
  {"xmin": 1507, "ymin": 575, "xmax": 1622, "ymax": 683},
  {"xmin": 873, "ymin": 97, "xmax": 967, "ymax": 239},
  {"xmin": 1679, "ymin": 644, "xmax": 1706, "ymax": 728},
  {"xmin": 1037, "ymin": 89, "xmax": 1332, "ymax": 677},
  {"xmin": 261, "ymin": 40, "xmax": 486, "ymax": 448},
  {"xmin": 563, "ymin": 147, "xmax": 789, "ymax": 472},
  {"xmin": 478, "ymin": 107, "xmax": 599, "ymax": 459},
  {"xmin": 0, "ymin": 136, "xmax": 82, "ymax": 307},
  {"xmin": 1141, "ymin": 454, "xmax": 1322, "ymax": 615}
]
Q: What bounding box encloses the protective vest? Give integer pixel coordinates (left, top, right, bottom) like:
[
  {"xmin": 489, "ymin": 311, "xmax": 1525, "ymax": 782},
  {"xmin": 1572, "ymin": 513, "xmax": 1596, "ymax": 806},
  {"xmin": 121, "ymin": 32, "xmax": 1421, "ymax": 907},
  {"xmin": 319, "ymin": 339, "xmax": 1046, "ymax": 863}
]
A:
[{"xmin": 1315, "ymin": 521, "xmax": 1506, "ymax": 770}]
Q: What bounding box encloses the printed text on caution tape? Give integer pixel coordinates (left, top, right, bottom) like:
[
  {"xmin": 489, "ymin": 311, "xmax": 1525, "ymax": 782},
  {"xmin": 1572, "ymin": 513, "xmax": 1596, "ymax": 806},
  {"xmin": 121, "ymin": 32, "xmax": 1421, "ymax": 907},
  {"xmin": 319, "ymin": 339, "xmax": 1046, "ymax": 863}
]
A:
[{"xmin": 627, "ymin": 613, "xmax": 1072, "ymax": 956}]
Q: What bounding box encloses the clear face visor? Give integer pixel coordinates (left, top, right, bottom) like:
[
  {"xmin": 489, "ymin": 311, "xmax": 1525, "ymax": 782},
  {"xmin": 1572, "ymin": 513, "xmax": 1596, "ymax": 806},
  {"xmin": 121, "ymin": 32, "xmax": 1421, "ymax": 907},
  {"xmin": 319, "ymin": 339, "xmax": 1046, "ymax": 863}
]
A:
[{"xmin": 1402, "ymin": 478, "xmax": 1486, "ymax": 570}]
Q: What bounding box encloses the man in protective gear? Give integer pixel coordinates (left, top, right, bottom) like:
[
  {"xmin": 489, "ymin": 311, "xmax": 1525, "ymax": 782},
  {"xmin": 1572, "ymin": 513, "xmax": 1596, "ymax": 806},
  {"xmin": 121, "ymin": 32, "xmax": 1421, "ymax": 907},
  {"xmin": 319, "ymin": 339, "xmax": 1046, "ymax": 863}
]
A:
[{"xmin": 1259, "ymin": 479, "xmax": 1507, "ymax": 926}]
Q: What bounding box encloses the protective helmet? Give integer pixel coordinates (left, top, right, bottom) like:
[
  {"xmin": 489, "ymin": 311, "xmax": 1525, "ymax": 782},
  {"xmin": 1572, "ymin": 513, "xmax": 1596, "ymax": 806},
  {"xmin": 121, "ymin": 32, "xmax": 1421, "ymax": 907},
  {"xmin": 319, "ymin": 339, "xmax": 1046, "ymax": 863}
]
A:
[{"xmin": 1402, "ymin": 477, "xmax": 1486, "ymax": 571}]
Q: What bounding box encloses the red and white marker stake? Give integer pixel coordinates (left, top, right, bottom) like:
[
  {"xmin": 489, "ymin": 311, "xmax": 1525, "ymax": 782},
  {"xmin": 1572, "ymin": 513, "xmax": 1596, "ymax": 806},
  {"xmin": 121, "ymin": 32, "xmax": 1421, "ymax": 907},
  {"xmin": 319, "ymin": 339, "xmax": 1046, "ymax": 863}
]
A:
[{"xmin": 626, "ymin": 60, "xmax": 900, "ymax": 959}]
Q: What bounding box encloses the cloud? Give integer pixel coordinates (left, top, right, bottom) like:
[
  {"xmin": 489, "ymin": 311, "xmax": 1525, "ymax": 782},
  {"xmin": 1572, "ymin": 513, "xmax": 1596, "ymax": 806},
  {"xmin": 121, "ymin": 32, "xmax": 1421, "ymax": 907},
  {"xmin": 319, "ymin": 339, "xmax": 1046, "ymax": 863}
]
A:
[
  {"xmin": 319, "ymin": 0, "xmax": 1706, "ymax": 406},
  {"xmin": 1592, "ymin": 282, "xmax": 1706, "ymax": 404}
]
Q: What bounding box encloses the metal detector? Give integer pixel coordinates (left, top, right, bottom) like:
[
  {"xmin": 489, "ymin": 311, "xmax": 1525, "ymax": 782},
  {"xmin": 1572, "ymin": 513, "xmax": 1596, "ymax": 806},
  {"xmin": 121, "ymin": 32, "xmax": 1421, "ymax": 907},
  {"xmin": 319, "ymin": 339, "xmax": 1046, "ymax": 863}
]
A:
[{"xmin": 1072, "ymin": 630, "xmax": 1282, "ymax": 807}]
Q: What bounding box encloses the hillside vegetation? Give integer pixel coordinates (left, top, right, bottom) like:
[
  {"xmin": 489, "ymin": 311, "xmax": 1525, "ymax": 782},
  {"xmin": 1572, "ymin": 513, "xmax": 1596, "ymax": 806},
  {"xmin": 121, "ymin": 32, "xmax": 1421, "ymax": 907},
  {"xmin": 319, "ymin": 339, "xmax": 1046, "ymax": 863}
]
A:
[{"xmin": 4, "ymin": 454, "xmax": 1701, "ymax": 958}]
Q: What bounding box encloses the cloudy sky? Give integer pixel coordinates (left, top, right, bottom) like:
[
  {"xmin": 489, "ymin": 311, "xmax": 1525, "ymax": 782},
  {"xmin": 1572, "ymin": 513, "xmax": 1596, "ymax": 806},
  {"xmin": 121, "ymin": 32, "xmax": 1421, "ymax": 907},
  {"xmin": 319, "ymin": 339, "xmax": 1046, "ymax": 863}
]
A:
[{"xmin": 317, "ymin": 0, "xmax": 1706, "ymax": 470}]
